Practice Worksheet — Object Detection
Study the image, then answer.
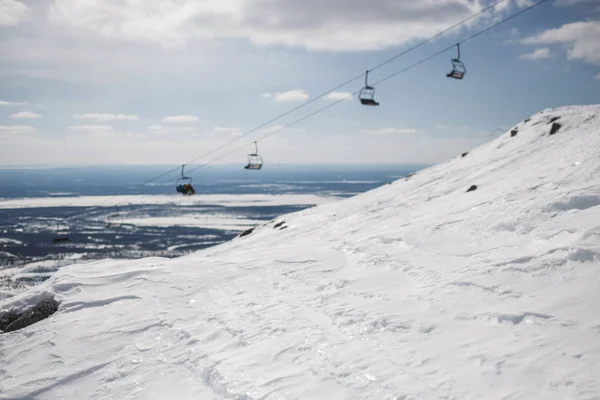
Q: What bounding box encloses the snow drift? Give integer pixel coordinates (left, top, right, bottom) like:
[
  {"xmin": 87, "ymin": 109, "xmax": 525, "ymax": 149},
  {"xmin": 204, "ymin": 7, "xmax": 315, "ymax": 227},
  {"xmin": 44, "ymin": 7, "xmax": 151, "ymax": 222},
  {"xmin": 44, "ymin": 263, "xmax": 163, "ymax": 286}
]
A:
[{"xmin": 1, "ymin": 105, "xmax": 600, "ymax": 399}]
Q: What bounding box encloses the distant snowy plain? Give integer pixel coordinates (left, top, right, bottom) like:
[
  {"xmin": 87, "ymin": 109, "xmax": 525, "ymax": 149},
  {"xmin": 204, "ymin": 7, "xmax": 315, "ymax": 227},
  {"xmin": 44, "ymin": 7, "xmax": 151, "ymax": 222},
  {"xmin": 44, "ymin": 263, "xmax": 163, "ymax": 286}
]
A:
[
  {"xmin": 0, "ymin": 194, "xmax": 337, "ymax": 210},
  {"xmin": 1, "ymin": 105, "xmax": 600, "ymax": 399}
]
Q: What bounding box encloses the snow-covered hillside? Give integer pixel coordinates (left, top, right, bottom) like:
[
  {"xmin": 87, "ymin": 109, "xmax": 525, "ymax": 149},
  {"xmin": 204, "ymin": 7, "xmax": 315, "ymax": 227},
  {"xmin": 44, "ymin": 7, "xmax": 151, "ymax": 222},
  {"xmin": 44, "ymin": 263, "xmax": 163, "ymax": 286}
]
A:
[{"xmin": 2, "ymin": 105, "xmax": 600, "ymax": 399}]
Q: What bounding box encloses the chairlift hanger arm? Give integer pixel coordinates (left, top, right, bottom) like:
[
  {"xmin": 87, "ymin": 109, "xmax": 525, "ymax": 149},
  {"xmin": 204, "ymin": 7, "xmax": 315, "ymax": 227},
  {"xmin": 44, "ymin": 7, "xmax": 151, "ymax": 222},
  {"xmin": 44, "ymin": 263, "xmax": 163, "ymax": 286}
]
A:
[{"xmin": 364, "ymin": 70, "xmax": 376, "ymax": 89}]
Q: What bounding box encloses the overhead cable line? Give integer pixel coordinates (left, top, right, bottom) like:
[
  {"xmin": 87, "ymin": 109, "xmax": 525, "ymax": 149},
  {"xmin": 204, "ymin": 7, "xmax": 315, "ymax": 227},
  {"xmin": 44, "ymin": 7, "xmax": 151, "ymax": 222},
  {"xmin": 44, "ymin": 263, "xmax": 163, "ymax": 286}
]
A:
[
  {"xmin": 175, "ymin": 0, "xmax": 550, "ymax": 178},
  {"xmin": 62, "ymin": 0, "xmax": 548, "ymax": 225},
  {"xmin": 109, "ymin": 0, "xmax": 514, "ymax": 190}
]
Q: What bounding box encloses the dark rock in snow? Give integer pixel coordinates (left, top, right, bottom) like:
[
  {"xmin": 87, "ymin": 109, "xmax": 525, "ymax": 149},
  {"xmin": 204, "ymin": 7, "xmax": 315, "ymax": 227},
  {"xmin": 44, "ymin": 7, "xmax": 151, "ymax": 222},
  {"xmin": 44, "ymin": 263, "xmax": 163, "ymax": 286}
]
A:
[
  {"xmin": 0, "ymin": 313, "xmax": 20, "ymax": 332},
  {"xmin": 238, "ymin": 228, "xmax": 254, "ymax": 238},
  {"xmin": 524, "ymin": 118, "xmax": 531, "ymax": 123},
  {"xmin": 511, "ymin": 128, "xmax": 518, "ymax": 137},
  {"xmin": 2, "ymin": 299, "xmax": 59, "ymax": 333},
  {"xmin": 548, "ymin": 116, "xmax": 561, "ymax": 124},
  {"xmin": 461, "ymin": 152, "xmax": 469, "ymax": 157},
  {"xmin": 280, "ymin": 226, "xmax": 288, "ymax": 230},
  {"xmin": 273, "ymin": 221, "xmax": 285, "ymax": 229},
  {"xmin": 405, "ymin": 173, "xmax": 416, "ymax": 181},
  {"xmin": 466, "ymin": 185, "xmax": 478, "ymax": 193},
  {"xmin": 549, "ymin": 123, "xmax": 562, "ymax": 135}
]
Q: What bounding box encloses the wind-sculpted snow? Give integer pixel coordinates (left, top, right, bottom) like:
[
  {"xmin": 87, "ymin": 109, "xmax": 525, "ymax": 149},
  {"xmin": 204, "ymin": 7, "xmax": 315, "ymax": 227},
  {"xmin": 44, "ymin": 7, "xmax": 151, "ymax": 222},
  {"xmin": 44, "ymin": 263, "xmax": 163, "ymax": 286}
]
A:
[{"xmin": 1, "ymin": 105, "xmax": 600, "ymax": 399}]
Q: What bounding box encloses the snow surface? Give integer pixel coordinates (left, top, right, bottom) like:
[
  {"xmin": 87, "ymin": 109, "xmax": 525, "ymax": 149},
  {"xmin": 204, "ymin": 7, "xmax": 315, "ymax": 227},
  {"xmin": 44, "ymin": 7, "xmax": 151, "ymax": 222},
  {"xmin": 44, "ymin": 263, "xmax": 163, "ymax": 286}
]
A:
[
  {"xmin": 0, "ymin": 238, "xmax": 24, "ymax": 246},
  {"xmin": 119, "ymin": 215, "xmax": 265, "ymax": 230},
  {"xmin": 1, "ymin": 105, "xmax": 600, "ymax": 399}
]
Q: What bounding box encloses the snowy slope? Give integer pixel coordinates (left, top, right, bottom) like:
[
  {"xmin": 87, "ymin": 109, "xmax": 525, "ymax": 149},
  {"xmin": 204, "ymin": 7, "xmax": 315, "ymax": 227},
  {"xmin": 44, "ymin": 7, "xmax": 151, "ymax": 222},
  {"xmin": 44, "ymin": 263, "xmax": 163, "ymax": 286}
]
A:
[{"xmin": 1, "ymin": 105, "xmax": 600, "ymax": 399}]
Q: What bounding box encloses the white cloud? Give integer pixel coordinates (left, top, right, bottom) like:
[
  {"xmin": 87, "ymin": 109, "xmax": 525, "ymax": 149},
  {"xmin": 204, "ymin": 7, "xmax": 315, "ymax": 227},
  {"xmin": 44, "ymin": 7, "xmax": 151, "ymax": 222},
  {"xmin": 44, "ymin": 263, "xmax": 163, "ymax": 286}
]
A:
[
  {"xmin": 262, "ymin": 125, "xmax": 284, "ymax": 134},
  {"xmin": 0, "ymin": 0, "xmax": 27, "ymax": 26},
  {"xmin": 509, "ymin": 28, "xmax": 521, "ymax": 37},
  {"xmin": 162, "ymin": 115, "xmax": 199, "ymax": 123},
  {"xmin": 9, "ymin": 111, "xmax": 42, "ymax": 119},
  {"xmin": 360, "ymin": 128, "xmax": 423, "ymax": 135},
  {"xmin": 0, "ymin": 125, "xmax": 37, "ymax": 139},
  {"xmin": 68, "ymin": 125, "xmax": 115, "ymax": 132},
  {"xmin": 326, "ymin": 91, "xmax": 353, "ymax": 101},
  {"xmin": 147, "ymin": 125, "xmax": 164, "ymax": 131},
  {"xmin": 124, "ymin": 131, "xmax": 146, "ymax": 139},
  {"xmin": 0, "ymin": 124, "xmax": 37, "ymax": 133},
  {"xmin": 555, "ymin": 0, "xmax": 598, "ymax": 5},
  {"xmin": 148, "ymin": 125, "xmax": 196, "ymax": 134},
  {"xmin": 73, "ymin": 113, "xmax": 139, "ymax": 121},
  {"xmin": 267, "ymin": 89, "xmax": 309, "ymax": 103},
  {"xmin": 0, "ymin": 100, "xmax": 28, "ymax": 106},
  {"xmin": 522, "ymin": 21, "xmax": 600, "ymax": 65},
  {"xmin": 518, "ymin": 47, "xmax": 552, "ymax": 60},
  {"xmin": 48, "ymin": 0, "xmax": 492, "ymax": 51},
  {"xmin": 214, "ymin": 126, "xmax": 243, "ymax": 136},
  {"xmin": 503, "ymin": 27, "xmax": 523, "ymax": 44}
]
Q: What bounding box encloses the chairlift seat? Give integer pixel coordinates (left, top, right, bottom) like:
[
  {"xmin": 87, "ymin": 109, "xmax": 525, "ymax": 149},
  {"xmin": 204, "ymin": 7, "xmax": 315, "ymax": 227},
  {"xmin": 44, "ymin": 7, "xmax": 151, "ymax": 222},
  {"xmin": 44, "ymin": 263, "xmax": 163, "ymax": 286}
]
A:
[
  {"xmin": 53, "ymin": 235, "xmax": 69, "ymax": 243},
  {"xmin": 52, "ymin": 220, "xmax": 70, "ymax": 243},
  {"xmin": 176, "ymin": 182, "xmax": 195, "ymax": 195},
  {"xmin": 175, "ymin": 165, "xmax": 196, "ymax": 195},
  {"xmin": 359, "ymin": 84, "xmax": 379, "ymax": 107},
  {"xmin": 360, "ymin": 98, "xmax": 380, "ymax": 106},
  {"xmin": 447, "ymin": 70, "xmax": 465, "ymax": 80},
  {"xmin": 106, "ymin": 206, "xmax": 125, "ymax": 229},
  {"xmin": 447, "ymin": 54, "xmax": 466, "ymax": 80},
  {"xmin": 175, "ymin": 166, "xmax": 195, "ymax": 195},
  {"xmin": 245, "ymin": 154, "xmax": 263, "ymax": 170}
]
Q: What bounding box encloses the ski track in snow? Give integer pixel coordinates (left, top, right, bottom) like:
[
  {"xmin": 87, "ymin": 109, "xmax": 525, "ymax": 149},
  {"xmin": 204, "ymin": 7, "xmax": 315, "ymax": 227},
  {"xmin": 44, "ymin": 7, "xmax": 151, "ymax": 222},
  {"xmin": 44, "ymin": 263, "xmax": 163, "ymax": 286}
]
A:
[{"xmin": 1, "ymin": 105, "xmax": 600, "ymax": 399}]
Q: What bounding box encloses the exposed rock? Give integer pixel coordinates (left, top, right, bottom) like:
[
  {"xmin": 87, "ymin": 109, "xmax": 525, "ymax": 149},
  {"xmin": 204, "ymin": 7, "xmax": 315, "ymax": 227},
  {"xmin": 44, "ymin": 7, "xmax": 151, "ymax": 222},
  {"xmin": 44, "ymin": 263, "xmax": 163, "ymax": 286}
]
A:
[
  {"xmin": 273, "ymin": 221, "xmax": 285, "ymax": 229},
  {"xmin": 461, "ymin": 152, "xmax": 469, "ymax": 157},
  {"xmin": 511, "ymin": 128, "xmax": 518, "ymax": 137},
  {"xmin": 405, "ymin": 173, "xmax": 417, "ymax": 181},
  {"xmin": 466, "ymin": 185, "xmax": 478, "ymax": 193},
  {"xmin": 548, "ymin": 116, "xmax": 561, "ymax": 124},
  {"xmin": 2, "ymin": 299, "xmax": 59, "ymax": 333},
  {"xmin": 550, "ymin": 123, "xmax": 562, "ymax": 135},
  {"xmin": 238, "ymin": 228, "xmax": 254, "ymax": 238},
  {"xmin": 524, "ymin": 118, "xmax": 531, "ymax": 123},
  {"xmin": 0, "ymin": 313, "xmax": 19, "ymax": 332}
]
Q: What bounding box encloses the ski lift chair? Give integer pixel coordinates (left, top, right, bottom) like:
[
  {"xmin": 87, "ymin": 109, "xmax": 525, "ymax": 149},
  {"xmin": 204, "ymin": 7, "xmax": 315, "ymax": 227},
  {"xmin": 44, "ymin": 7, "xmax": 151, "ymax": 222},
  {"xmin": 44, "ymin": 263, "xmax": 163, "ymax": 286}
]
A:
[
  {"xmin": 106, "ymin": 206, "xmax": 123, "ymax": 228},
  {"xmin": 359, "ymin": 70, "xmax": 379, "ymax": 106},
  {"xmin": 52, "ymin": 221, "xmax": 70, "ymax": 243},
  {"xmin": 244, "ymin": 142, "xmax": 263, "ymax": 170},
  {"xmin": 53, "ymin": 235, "xmax": 69, "ymax": 243},
  {"xmin": 447, "ymin": 44, "xmax": 466, "ymax": 80},
  {"xmin": 176, "ymin": 164, "xmax": 196, "ymax": 195}
]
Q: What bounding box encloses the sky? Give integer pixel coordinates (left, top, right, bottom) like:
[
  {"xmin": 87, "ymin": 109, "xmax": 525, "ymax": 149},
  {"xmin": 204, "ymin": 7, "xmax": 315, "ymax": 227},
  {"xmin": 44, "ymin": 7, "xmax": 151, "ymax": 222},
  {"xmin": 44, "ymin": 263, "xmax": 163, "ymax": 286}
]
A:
[{"xmin": 0, "ymin": 0, "xmax": 599, "ymax": 167}]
